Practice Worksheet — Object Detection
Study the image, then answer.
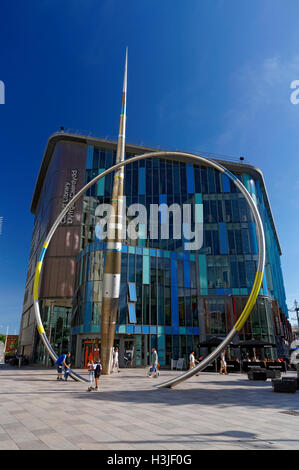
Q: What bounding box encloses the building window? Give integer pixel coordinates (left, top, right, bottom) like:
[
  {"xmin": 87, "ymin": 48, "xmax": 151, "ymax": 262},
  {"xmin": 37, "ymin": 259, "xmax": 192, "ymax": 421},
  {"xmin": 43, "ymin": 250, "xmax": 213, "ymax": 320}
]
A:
[{"xmin": 128, "ymin": 303, "xmax": 136, "ymax": 324}]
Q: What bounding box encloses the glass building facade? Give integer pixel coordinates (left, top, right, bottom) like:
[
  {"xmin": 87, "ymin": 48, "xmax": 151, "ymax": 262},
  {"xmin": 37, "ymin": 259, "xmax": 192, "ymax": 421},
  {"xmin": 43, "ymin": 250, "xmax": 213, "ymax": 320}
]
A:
[{"xmin": 19, "ymin": 133, "xmax": 292, "ymax": 367}]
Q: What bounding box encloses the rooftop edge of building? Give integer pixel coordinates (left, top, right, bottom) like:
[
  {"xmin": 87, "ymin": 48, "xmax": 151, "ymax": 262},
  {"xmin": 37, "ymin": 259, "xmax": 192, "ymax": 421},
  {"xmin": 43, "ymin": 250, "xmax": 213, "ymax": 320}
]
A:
[{"xmin": 30, "ymin": 131, "xmax": 282, "ymax": 255}]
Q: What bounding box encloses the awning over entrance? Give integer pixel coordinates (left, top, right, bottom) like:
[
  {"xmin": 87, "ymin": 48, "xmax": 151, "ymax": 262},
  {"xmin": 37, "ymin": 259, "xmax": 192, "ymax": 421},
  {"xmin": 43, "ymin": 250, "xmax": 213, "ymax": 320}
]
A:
[
  {"xmin": 198, "ymin": 336, "xmax": 237, "ymax": 348},
  {"xmin": 235, "ymin": 339, "xmax": 276, "ymax": 348}
]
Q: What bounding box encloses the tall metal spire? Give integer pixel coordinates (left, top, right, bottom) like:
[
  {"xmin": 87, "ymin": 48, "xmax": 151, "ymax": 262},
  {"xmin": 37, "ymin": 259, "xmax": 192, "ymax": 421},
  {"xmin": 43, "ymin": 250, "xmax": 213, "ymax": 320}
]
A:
[{"xmin": 101, "ymin": 49, "xmax": 128, "ymax": 374}]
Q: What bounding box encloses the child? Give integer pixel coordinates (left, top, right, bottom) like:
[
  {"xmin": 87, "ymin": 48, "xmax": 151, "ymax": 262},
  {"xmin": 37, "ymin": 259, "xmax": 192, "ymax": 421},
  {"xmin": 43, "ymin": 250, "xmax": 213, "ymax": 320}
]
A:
[
  {"xmin": 87, "ymin": 359, "xmax": 96, "ymax": 391},
  {"xmin": 94, "ymin": 358, "xmax": 102, "ymax": 391}
]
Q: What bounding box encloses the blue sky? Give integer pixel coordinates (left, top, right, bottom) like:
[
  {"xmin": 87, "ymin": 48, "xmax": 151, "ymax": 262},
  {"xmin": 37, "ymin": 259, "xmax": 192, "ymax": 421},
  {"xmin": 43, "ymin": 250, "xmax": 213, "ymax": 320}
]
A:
[{"xmin": 1, "ymin": 0, "xmax": 299, "ymax": 333}]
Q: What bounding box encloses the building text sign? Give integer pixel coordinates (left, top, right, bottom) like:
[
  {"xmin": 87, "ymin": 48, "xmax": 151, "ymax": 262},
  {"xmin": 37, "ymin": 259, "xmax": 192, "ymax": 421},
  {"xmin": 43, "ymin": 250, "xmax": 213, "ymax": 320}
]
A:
[
  {"xmin": 0, "ymin": 81, "xmax": 5, "ymax": 104},
  {"xmin": 61, "ymin": 169, "xmax": 78, "ymax": 224}
]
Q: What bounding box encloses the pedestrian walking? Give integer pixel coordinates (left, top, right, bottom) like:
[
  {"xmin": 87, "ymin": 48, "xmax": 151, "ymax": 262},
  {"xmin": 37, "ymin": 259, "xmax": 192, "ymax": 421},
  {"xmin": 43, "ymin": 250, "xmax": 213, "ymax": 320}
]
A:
[
  {"xmin": 189, "ymin": 351, "xmax": 199, "ymax": 376},
  {"xmin": 94, "ymin": 358, "xmax": 102, "ymax": 391},
  {"xmin": 219, "ymin": 350, "xmax": 228, "ymax": 375},
  {"xmin": 189, "ymin": 351, "xmax": 199, "ymax": 369},
  {"xmin": 149, "ymin": 348, "xmax": 159, "ymax": 378},
  {"xmin": 111, "ymin": 347, "xmax": 120, "ymax": 373},
  {"xmin": 55, "ymin": 352, "xmax": 71, "ymax": 381},
  {"xmin": 87, "ymin": 359, "xmax": 96, "ymax": 391}
]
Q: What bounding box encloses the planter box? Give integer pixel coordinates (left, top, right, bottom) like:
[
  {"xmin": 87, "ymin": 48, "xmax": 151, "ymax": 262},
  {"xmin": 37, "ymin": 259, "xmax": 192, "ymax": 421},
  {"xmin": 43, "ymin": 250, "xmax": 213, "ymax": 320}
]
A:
[
  {"xmin": 248, "ymin": 370, "xmax": 267, "ymax": 381},
  {"xmin": 266, "ymin": 370, "xmax": 281, "ymax": 379},
  {"xmin": 272, "ymin": 379, "xmax": 297, "ymax": 393},
  {"xmin": 282, "ymin": 377, "xmax": 299, "ymax": 390}
]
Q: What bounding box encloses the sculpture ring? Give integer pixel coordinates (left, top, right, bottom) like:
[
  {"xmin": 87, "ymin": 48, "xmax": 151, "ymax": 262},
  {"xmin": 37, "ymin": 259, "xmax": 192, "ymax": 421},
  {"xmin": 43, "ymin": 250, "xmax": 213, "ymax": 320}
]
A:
[{"xmin": 32, "ymin": 151, "xmax": 265, "ymax": 386}]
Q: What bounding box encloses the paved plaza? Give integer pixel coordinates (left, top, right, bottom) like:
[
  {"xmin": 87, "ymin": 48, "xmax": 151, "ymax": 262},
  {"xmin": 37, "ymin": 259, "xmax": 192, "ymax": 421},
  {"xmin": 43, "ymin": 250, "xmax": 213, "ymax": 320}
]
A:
[{"xmin": 1, "ymin": 364, "xmax": 299, "ymax": 450}]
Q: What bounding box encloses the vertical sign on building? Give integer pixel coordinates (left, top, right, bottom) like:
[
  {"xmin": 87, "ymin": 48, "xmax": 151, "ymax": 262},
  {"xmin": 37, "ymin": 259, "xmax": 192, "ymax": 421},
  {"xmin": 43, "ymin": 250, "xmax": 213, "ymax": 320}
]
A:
[{"xmin": 0, "ymin": 81, "xmax": 5, "ymax": 104}]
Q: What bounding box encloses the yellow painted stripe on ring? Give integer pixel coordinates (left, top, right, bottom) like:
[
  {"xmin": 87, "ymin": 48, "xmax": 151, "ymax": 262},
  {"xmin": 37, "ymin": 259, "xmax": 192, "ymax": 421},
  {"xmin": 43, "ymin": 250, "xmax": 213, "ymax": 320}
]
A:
[
  {"xmin": 33, "ymin": 261, "xmax": 42, "ymax": 300},
  {"xmin": 37, "ymin": 325, "xmax": 45, "ymax": 335},
  {"xmin": 234, "ymin": 271, "xmax": 263, "ymax": 331},
  {"xmin": 43, "ymin": 242, "xmax": 49, "ymax": 248}
]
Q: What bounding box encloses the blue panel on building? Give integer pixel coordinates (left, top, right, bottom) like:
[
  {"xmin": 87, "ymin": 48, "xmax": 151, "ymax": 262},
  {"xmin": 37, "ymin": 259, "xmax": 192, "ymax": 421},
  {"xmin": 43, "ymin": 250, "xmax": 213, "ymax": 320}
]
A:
[
  {"xmin": 171, "ymin": 259, "xmax": 179, "ymax": 326},
  {"xmin": 157, "ymin": 335, "xmax": 166, "ymax": 365},
  {"xmin": 184, "ymin": 260, "xmax": 191, "ymax": 288},
  {"xmin": 221, "ymin": 173, "xmax": 230, "ymax": 193},
  {"xmin": 263, "ymin": 273, "xmax": 268, "ymax": 296},
  {"xmin": 128, "ymin": 283, "xmax": 137, "ymax": 302},
  {"xmin": 195, "ymin": 196, "xmax": 203, "ymax": 223},
  {"xmin": 223, "ymin": 288, "xmax": 232, "ymax": 295},
  {"xmin": 186, "ymin": 164, "xmax": 195, "ymax": 194},
  {"xmin": 243, "ymin": 174, "xmax": 251, "ymax": 192},
  {"xmin": 249, "ymin": 221, "xmax": 258, "ymax": 254},
  {"xmin": 139, "ymin": 167, "xmax": 146, "ymax": 195},
  {"xmin": 219, "ymin": 222, "xmax": 229, "ymax": 254},
  {"xmin": 139, "ymin": 224, "xmax": 146, "ymax": 246},
  {"xmin": 96, "ymin": 169, "xmax": 105, "ymax": 196},
  {"xmin": 128, "ymin": 303, "xmax": 136, "ymax": 323},
  {"xmin": 86, "ymin": 145, "xmax": 94, "ymax": 169},
  {"xmin": 198, "ymin": 255, "xmax": 207, "ymax": 291},
  {"xmin": 143, "ymin": 256, "xmax": 150, "ymax": 284},
  {"xmin": 195, "ymin": 193, "xmax": 203, "ymax": 204}
]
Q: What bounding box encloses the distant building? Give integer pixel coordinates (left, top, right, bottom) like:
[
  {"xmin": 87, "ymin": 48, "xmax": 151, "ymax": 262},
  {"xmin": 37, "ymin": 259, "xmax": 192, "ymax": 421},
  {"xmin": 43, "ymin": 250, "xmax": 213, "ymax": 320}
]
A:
[{"xmin": 19, "ymin": 132, "xmax": 292, "ymax": 367}]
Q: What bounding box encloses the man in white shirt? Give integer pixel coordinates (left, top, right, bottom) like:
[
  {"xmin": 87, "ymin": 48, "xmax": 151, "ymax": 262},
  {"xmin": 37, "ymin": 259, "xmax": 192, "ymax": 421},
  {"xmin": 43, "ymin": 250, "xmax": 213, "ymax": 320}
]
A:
[
  {"xmin": 189, "ymin": 351, "xmax": 200, "ymax": 376},
  {"xmin": 111, "ymin": 347, "xmax": 120, "ymax": 373},
  {"xmin": 189, "ymin": 351, "xmax": 199, "ymax": 370}
]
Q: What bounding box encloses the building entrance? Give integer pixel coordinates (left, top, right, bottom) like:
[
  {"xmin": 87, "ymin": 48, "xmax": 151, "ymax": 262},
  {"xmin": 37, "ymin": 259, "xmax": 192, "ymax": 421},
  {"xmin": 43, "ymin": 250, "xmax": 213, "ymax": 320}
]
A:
[
  {"xmin": 124, "ymin": 339, "xmax": 135, "ymax": 367},
  {"xmin": 82, "ymin": 339, "xmax": 100, "ymax": 368},
  {"xmin": 116, "ymin": 335, "xmax": 136, "ymax": 367}
]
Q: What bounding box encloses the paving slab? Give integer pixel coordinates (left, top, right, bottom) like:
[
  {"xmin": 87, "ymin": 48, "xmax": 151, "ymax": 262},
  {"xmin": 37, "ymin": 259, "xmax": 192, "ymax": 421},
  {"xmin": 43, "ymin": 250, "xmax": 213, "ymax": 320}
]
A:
[{"xmin": 1, "ymin": 365, "xmax": 299, "ymax": 450}]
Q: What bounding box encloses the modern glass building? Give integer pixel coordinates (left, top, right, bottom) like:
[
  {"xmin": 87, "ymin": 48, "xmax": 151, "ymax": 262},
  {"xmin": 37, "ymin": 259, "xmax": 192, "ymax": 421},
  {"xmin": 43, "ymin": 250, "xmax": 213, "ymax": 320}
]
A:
[{"xmin": 19, "ymin": 132, "xmax": 292, "ymax": 368}]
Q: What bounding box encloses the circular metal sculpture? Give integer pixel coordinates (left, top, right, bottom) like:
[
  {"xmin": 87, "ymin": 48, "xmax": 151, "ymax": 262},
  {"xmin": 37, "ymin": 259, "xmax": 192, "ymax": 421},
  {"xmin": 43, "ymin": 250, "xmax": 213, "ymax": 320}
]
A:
[{"xmin": 33, "ymin": 151, "xmax": 265, "ymax": 385}]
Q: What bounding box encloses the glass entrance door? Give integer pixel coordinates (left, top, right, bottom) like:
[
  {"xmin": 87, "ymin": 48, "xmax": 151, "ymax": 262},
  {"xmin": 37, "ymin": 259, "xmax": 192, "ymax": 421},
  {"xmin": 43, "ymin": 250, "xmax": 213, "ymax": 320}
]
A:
[
  {"xmin": 124, "ymin": 338, "xmax": 135, "ymax": 367},
  {"xmin": 82, "ymin": 339, "xmax": 100, "ymax": 368}
]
